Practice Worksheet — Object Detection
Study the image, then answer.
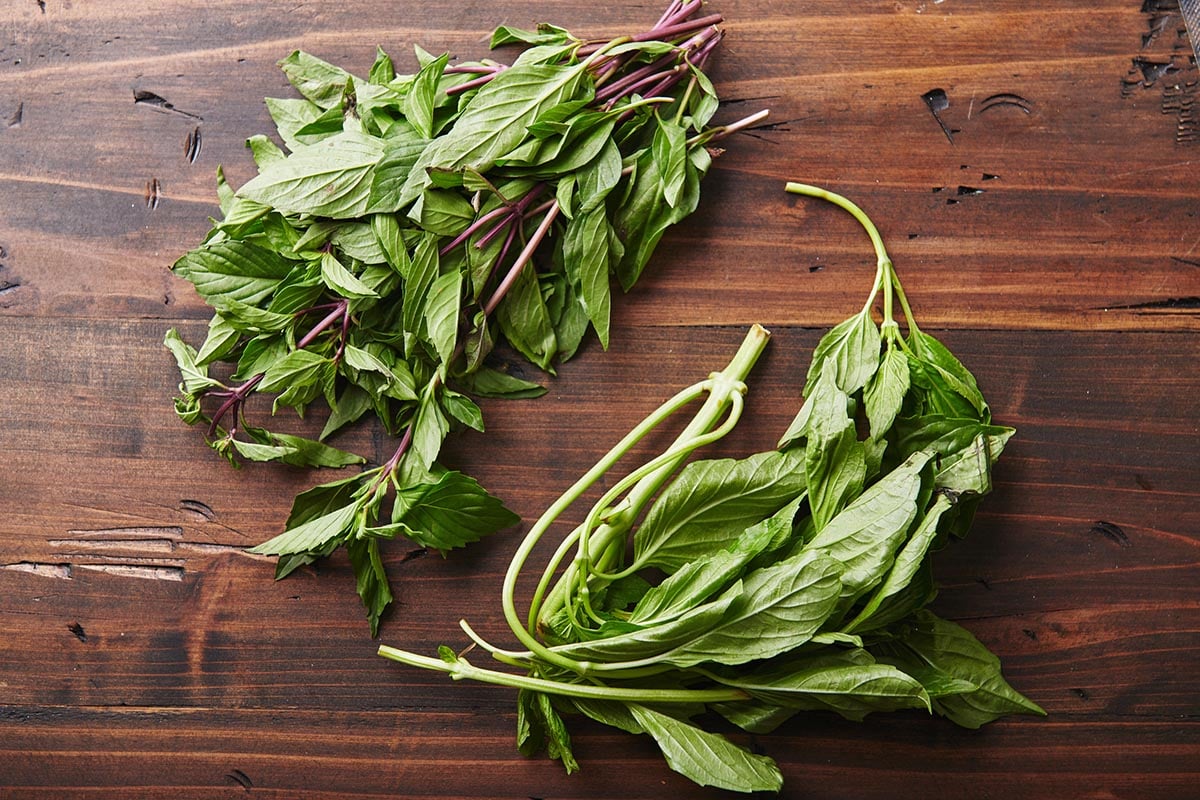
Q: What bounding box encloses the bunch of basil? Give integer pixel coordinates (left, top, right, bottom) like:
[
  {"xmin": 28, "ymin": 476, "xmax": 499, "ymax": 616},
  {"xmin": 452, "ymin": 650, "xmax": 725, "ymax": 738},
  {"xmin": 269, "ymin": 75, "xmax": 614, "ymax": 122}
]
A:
[
  {"xmin": 379, "ymin": 185, "xmax": 1044, "ymax": 793},
  {"xmin": 165, "ymin": 3, "xmax": 765, "ymax": 633}
]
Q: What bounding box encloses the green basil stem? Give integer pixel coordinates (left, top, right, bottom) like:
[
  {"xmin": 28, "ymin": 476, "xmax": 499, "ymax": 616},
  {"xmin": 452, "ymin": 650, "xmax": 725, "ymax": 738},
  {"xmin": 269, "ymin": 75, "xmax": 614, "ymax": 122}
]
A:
[
  {"xmin": 376, "ymin": 645, "xmax": 747, "ymax": 704},
  {"xmin": 500, "ymin": 325, "xmax": 770, "ymax": 676},
  {"xmin": 784, "ymin": 181, "xmax": 922, "ymax": 342}
]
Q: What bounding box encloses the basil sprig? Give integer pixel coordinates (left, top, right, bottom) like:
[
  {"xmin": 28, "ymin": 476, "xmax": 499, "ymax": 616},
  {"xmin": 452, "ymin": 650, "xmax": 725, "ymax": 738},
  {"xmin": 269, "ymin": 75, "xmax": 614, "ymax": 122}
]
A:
[
  {"xmin": 379, "ymin": 185, "xmax": 1044, "ymax": 792},
  {"xmin": 165, "ymin": 3, "xmax": 767, "ymax": 635}
]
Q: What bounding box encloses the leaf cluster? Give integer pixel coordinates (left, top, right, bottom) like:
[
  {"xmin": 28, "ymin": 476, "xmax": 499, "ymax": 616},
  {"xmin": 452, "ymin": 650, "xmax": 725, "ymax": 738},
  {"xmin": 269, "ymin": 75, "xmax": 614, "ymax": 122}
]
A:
[
  {"xmin": 165, "ymin": 3, "xmax": 760, "ymax": 634},
  {"xmin": 379, "ymin": 187, "xmax": 1044, "ymax": 792}
]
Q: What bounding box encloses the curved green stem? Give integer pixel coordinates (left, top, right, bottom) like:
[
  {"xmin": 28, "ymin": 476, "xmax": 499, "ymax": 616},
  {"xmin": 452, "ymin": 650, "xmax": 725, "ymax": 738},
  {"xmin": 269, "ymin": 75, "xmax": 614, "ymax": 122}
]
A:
[
  {"xmin": 785, "ymin": 181, "xmax": 916, "ymax": 333},
  {"xmin": 501, "ymin": 325, "xmax": 770, "ymax": 677},
  {"xmin": 378, "ymin": 645, "xmax": 748, "ymax": 704}
]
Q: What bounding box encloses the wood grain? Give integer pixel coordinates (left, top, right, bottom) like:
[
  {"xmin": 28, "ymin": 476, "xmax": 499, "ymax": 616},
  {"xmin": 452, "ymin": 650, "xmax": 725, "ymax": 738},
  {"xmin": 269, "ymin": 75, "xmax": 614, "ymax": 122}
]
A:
[{"xmin": 1, "ymin": 0, "xmax": 1198, "ymax": 798}]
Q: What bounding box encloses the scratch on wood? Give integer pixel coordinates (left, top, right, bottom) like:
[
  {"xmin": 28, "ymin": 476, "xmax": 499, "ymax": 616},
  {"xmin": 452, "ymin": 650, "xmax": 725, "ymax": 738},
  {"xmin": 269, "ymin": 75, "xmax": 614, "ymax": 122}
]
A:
[
  {"xmin": 226, "ymin": 769, "xmax": 253, "ymax": 792},
  {"xmin": 1103, "ymin": 295, "xmax": 1200, "ymax": 311},
  {"xmin": 1, "ymin": 562, "xmax": 72, "ymax": 580},
  {"xmin": 132, "ymin": 89, "xmax": 203, "ymax": 120},
  {"xmin": 7, "ymin": 101, "xmax": 22, "ymax": 128},
  {"xmin": 184, "ymin": 126, "xmax": 202, "ymax": 164},
  {"xmin": 67, "ymin": 622, "xmax": 87, "ymax": 642},
  {"xmin": 75, "ymin": 564, "xmax": 185, "ymax": 581},
  {"xmin": 66, "ymin": 526, "xmax": 184, "ymax": 540},
  {"xmin": 145, "ymin": 177, "xmax": 162, "ymax": 210},
  {"xmin": 1092, "ymin": 520, "xmax": 1133, "ymax": 548},
  {"xmin": 179, "ymin": 499, "xmax": 216, "ymax": 521}
]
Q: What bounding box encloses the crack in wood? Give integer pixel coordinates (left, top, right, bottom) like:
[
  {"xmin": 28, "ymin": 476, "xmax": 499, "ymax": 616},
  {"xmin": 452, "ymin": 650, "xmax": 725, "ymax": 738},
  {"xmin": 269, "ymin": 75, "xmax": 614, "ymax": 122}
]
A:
[
  {"xmin": 132, "ymin": 89, "xmax": 202, "ymax": 120},
  {"xmin": 0, "ymin": 562, "xmax": 72, "ymax": 580}
]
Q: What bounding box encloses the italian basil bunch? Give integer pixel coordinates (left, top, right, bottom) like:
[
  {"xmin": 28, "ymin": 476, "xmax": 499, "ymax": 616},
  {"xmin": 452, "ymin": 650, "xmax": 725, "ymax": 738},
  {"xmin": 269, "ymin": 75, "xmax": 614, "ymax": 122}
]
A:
[
  {"xmin": 165, "ymin": 2, "xmax": 766, "ymax": 634},
  {"xmin": 379, "ymin": 184, "xmax": 1044, "ymax": 792}
]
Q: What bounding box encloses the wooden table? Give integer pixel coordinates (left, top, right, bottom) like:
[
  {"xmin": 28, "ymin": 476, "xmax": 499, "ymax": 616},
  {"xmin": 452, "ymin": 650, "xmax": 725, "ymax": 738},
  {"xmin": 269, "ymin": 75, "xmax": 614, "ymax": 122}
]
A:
[{"xmin": 2, "ymin": 1, "xmax": 1197, "ymax": 797}]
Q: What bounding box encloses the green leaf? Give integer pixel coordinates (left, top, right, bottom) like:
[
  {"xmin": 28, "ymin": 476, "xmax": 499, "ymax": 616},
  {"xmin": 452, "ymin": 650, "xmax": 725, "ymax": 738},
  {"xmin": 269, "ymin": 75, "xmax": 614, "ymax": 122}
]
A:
[
  {"xmin": 173, "ymin": 241, "xmax": 296, "ymax": 306},
  {"xmin": 278, "ymin": 50, "xmax": 352, "ymax": 109},
  {"xmin": 264, "ymin": 97, "xmax": 327, "ymax": 150},
  {"xmin": 367, "ymin": 124, "xmax": 429, "ymax": 213},
  {"xmin": 238, "ymin": 129, "xmax": 385, "ymax": 219},
  {"xmin": 801, "ymin": 369, "xmax": 867, "ymax": 531},
  {"xmin": 515, "ymin": 691, "xmax": 579, "ymax": 773},
  {"xmin": 652, "ymin": 114, "xmax": 688, "ymax": 208},
  {"xmin": 490, "ymin": 23, "xmax": 573, "ymax": 48},
  {"xmin": 164, "ymin": 329, "xmax": 222, "ymax": 395},
  {"xmin": 628, "ymin": 509, "xmax": 782, "ymax": 626},
  {"xmin": 392, "ymin": 470, "xmax": 519, "ymax": 551},
  {"xmin": 804, "ymin": 309, "xmax": 882, "ymax": 396},
  {"xmin": 843, "ymin": 493, "xmax": 953, "ymax": 633},
  {"xmin": 664, "ymin": 550, "xmax": 843, "ymax": 667},
  {"xmin": 250, "ymin": 501, "xmax": 359, "ymax": 556},
  {"xmin": 409, "ymin": 381, "xmax": 450, "ymax": 473},
  {"xmin": 343, "ymin": 344, "xmax": 417, "ymax": 401},
  {"xmin": 371, "ymin": 212, "xmax": 412, "ymax": 277},
  {"xmin": 804, "ymin": 451, "xmax": 931, "ymax": 606},
  {"xmin": 908, "ymin": 331, "xmax": 988, "ymax": 417},
  {"xmin": 402, "ymin": 232, "xmax": 440, "ymax": 346},
  {"xmin": 264, "ymin": 431, "xmax": 366, "ymax": 468},
  {"xmin": 346, "ymin": 537, "xmax": 393, "ymax": 637},
  {"xmin": 865, "ymin": 346, "xmax": 910, "ymax": 439},
  {"xmin": 894, "ymin": 610, "xmax": 1045, "ymax": 728},
  {"xmin": 194, "ymin": 315, "xmax": 242, "ymax": 366},
  {"xmin": 368, "ymin": 46, "xmax": 396, "ymax": 85},
  {"xmin": 549, "ymin": 592, "xmax": 736, "ymax": 663},
  {"xmin": 561, "ymin": 207, "xmax": 612, "ymax": 349},
  {"xmin": 626, "ymin": 704, "xmax": 783, "ymax": 794},
  {"xmin": 320, "ymin": 251, "xmax": 378, "ymax": 299},
  {"xmin": 440, "ymin": 387, "xmax": 484, "ymax": 432},
  {"xmin": 246, "ymin": 134, "xmax": 287, "ymax": 168},
  {"xmin": 259, "ymin": 349, "xmax": 333, "ymax": 394},
  {"xmin": 321, "ymin": 382, "xmax": 374, "ymax": 439},
  {"xmin": 634, "ymin": 450, "xmax": 806, "ymax": 572},
  {"xmin": 423, "ymin": 269, "xmax": 463, "ymax": 367},
  {"xmin": 405, "ymin": 51, "xmax": 449, "ymax": 139},
  {"xmin": 211, "ymin": 297, "xmax": 294, "ymax": 333},
  {"xmin": 399, "ymin": 63, "xmax": 587, "ymax": 206},
  {"xmin": 495, "ymin": 262, "xmax": 557, "ymax": 373},
  {"xmin": 459, "ymin": 367, "xmax": 547, "ymax": 399}
]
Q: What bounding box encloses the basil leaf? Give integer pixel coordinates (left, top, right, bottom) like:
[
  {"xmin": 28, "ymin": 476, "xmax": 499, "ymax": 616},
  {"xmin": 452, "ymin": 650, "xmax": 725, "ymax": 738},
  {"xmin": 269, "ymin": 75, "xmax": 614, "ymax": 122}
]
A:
[
  {"xmin": 346, "ymin": 537, "xmax": 393, "ymax": 637},
  {"xmin": 405, "ymin": 52, "xmax": 449, "ymax": 139},
  {"xmin": 843, "ymin": 493, "xmax": 953, "ymax": 633},
  {"xmin": 804, "ymin": 309, "xmax": 881, "ymax": 396},
  {"xmin": 423, "ymin": 269, "xmax": 463, "ymax": 367},
  {"xmin": 908, "ymin": 331, "xmax": 988, "ymax": 417},
  {"xmin": 173, "ymin": 241, "xmax": 295, "ymax": 306},
  {"xmin": 164, "ymin": 329, "xmax": 223, "ymax": 395},
  {"xmin": 238, "ymin": 129, "xmax": 385, "ymax": 219},
  {"xmin": 893, "ymin": 610, "xmax": 1046, "ymax": 728},
  {"xmin": 458, "ymin": 367, "xmax": 547, "ymax": 399},
  {"xmin": 392, "ymin": 470, "xmax": 519, "ymax": 551},
  {"xmin": 626, "ymin": 704, "xmax": 783, "ymax": 794},
  {"xmin": 399, "ymin": 63, "xmax": 588, "ymax": 205},
  {"xmin": 495, "ymin": 262, "xmax": 557, "ymax": 373},
  {"xmin": 865, "ymin": 346, "xmax": 910, "ymax": 439},
  {"xmin": 249, "ymin": 501, "xmax": 358, "ymax": 556},
  {"xmin": 561, "ymin": 207, "xmax": 613, "ymax": 349},
  {"xmin": 278, "ymin": 50, "xmax": 352, "ymax": 109},
  {"xmin": 664, "ymin": 550, "xmax": 842, "ymax": 667},
  {"xmin": 651, "ymin": 114, "xmax": 688, "ymax": 208},
  {"xmin": 634, "ymin": 450, "xmax": 806, "ymax": 573},
  {"xmin": 804, "ymin": 451, "xmax": 932, "ymax": 606}
]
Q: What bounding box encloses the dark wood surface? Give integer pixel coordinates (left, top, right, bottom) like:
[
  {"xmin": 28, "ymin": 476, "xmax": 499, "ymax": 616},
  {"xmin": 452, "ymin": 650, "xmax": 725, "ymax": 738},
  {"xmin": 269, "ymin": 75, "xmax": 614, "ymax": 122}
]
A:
[{"xmin": 2, "ymin": 1, "xmax": 1198, "ymax": 797}]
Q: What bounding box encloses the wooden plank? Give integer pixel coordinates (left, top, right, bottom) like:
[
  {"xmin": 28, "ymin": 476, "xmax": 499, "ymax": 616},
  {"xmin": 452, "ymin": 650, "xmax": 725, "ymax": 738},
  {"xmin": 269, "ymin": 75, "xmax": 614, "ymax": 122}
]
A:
[
  {"xmin": 1, "ymin": 0, "xmax": 1198, "ymax": 796},
  {"xmin": 0, "ymin": 1, "xmax": 1197, "ymax": 328}
]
